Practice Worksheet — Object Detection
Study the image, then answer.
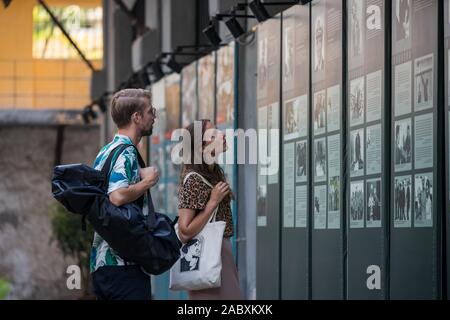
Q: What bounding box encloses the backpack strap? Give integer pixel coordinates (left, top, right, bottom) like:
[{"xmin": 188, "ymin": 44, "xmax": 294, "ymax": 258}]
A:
[
  {"xmin": 81, "ymin": 144, "xmax": 155, "ymax": 231},
  {"xmin": 100, "ymin": 144, "xmax": 134, "ymax": 185},
  {"xmin": 132, "ymin": 147, "xmax": 156, "ymax": 215},
  {"xmin": 80, "ymin": 144, "xmax": 133, "ymax": 231},
  {"xmin": 103, "ymin": 143, "xmax": 157, "ymax": 216}
]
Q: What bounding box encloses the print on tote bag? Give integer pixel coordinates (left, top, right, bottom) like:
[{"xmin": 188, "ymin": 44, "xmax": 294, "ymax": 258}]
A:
[{"xmin": 180, "ymin": 236, "xmax": 204, "ymax": 272}]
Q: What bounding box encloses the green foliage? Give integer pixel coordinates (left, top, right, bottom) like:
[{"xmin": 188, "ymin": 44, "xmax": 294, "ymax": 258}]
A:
[
  {"xmin": 49, "ymin": 202, "xmax": 96, "ymax": 298},
  {"xmin": 48, "ymin": 202, "xmax": 93, "ymax": 268},
  {"xmin": 0, "ymin": 278, "xmax": 11, "ymax": 300}
]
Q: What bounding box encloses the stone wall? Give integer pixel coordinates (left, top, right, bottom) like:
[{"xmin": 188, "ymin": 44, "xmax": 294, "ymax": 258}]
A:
[{"xmin": 0, "ymin": 124, "xmax": 100, "ymax": 299}]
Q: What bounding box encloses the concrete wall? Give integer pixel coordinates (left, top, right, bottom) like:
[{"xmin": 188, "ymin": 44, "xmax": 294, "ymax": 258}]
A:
[{"xmin": 0, "ymin": 124, "xmax": 100, "ymax": 299}]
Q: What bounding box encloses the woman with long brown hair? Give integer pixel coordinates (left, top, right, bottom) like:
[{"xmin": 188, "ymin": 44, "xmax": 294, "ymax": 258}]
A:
[{"xmin": 177, "ymin": 119, "xmax": 243, "ymax": 300}]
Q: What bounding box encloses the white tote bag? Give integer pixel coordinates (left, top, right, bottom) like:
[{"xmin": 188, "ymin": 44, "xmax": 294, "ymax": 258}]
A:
[{"xmin": 169, "ymin": 172, "xmax": 226, "ymax": 291}]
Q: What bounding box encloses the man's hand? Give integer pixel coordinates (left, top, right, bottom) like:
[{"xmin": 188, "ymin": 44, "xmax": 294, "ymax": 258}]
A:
[
  {"xmin": 109, "ymin": 167, "xmax": 159, "ymax": 207},
  {"xmin": 139, "ymin": 166, "xmax": 159, "ymax": 187}
]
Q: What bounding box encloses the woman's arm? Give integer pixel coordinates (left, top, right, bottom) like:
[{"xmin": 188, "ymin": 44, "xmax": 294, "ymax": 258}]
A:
[
  {"xmin": 178, "ymin": 181, "xmax": 230, "ymax": 243},
  {"xmin": 178, "ymin": 199, "xmax": 219, "ymax": 243}
]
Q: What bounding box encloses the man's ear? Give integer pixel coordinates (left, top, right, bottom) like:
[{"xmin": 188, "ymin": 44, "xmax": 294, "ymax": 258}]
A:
[{"xmin": 132, "ymin": 112, "xmax": 141, "ymax": 124}]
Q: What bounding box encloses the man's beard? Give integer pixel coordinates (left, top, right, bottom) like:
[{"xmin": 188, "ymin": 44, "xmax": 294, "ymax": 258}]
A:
[{"xmin": 141, "ymin": 127, "xmax": 153, "ymax": 137}]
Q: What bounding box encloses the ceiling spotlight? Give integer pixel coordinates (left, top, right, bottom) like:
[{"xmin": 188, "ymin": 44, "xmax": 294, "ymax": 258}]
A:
[
  {"xmin": 151, "ymin": 62, "xmax": 164, "ymax": 81},
  {"xmin": 248, "ymin": 1, "xmax": 302, "ymax": 22},
  {"xmin": 249, "ymin": 0, "xmax": 270, "ymax": 23},
  {"xmin": 166, "ymin": 56, "xmax": 183, "ymax": 74},
  {"xmin": 202, "ymin": 22, "xmax": 222, "ymax": 47},
  {"xmin": 225, "ymin": 16, "xmax": 245, "ymax": 39}
]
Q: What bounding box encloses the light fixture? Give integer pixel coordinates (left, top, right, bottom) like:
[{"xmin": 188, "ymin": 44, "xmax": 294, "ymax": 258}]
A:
[
  {"xmin": 225, "ymin": 16, "xmax": 246, "ymax": 39},
  {"xmin": 166, "ymin": 56, "xmax": 183, "ymax": 74},
  {"xmin": 248, "ymin": 0, "xmax": 304, "ymax": 23},
  {"xmin": 248, "ymin": 0, "xmax": 270, "ymax": 22},
  {"xmin": 158, "ymin": 51, "xmax": 204, "ymax": 74},
  {"xmin": 205, "ymin": 11, "xmax": 256, "ymax": 43},
  {"xmin": 203, "ymin": 20, "xmax": 222, "ymax": 46}
]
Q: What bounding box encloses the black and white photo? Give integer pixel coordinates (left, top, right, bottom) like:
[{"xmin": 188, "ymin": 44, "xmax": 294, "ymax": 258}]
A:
[
  {"xmin": 394, "ymin": 119, "xmax": 412, "ymax": 172},
  {"xmin": 258, "ymin": 37, "xmax": 268, "ymax": 95},
  {"xmin": 314, "ymin": 138, "xmax": 327, "ymax": 181},
  {"xmin": 414, "ymin": 173, "xmax": 433, "ymax": 227},
  {"xmin": 296, "ymin": 140, "xmax": 307, "ymax": 183},
  {"xmin": 414, "ymin": 54, "xmax": 434, "ymax": 111},
  {"xmin": 350, "ymin": 129, "xmax": 365, "ymax": 176},
  {"xmin": 350, "ymin": 181, "xmax": 364, "ymax": 228},
  {"xmin": 366, "ymin": 179, "xmax": 381, "ymax": 228},
  {"xmin": 284, "ymin": 98, "xmax": 299, "ymax": 140},
  {"xmin": 350, "ymin": 77, "xmax": 365, "ymax": 126},
  {"xmin": 395, "ymin": 0, "xmax": 411, "ymax": 42},
  {"xmin": 313, "ymin": 13, "xmax": 325, "ymax": 73},
  {"xmin": 394, "ymin": 175, "xmax": 412, "ymax": 228},
  {"xmin": 180, "ymin": 236, "xmax": 204, "ymax": 272},
  {"xmin": 314, "ymin": 90, "xmax": 326, "ymax": 135},
  {"xmin": 349, "ymin": 0, "xmax": 364, "ymax": 58},
  {"xmin": 328, "ymin": 176, "xmax": 340, "ymax": 229},
  {"xmin": 314, "ymin": 185, "xmax": 327, "ymax": 229},
  {"xmin": 283, "ymin": 25, "xmax": 295, "ymax": 86},
  {"xmin": 257, "ymin": 184, "xmax": 267, "ymax": 227}
]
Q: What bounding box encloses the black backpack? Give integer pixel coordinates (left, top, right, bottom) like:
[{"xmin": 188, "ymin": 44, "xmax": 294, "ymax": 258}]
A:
[{"xmin": 51, "ymin": 143, "xmax": 181, "ymax": 275}]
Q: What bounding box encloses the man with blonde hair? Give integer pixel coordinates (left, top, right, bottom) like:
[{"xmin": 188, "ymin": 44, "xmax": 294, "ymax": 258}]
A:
[{"xmin": 90, "ymin": 88, "xmax": 159, "ymax": 300}]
